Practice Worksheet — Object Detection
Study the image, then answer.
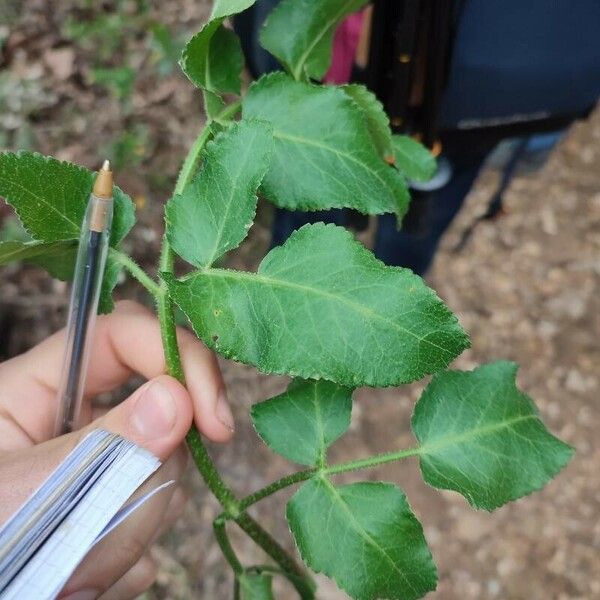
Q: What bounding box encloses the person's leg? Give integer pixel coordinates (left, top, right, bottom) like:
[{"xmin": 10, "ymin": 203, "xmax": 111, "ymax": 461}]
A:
[
  {"xmin": 233, "ymin": 0, "xmax": 282, "ymax": 78},
  {"xmin": 374, "ymin": 155, "xmax": 486, "ymax": 275}
]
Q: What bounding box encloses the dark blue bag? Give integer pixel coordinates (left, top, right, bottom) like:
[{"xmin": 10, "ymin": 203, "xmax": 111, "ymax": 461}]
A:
[{"xmin": 440, "ymin": 0, "xmax": 600, "ymax": 132}]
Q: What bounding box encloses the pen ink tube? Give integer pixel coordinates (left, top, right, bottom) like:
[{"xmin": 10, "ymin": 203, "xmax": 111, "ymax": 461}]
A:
[{"xmin": 54, "ymin": 189, "xmax": 113, "ymax": 436}]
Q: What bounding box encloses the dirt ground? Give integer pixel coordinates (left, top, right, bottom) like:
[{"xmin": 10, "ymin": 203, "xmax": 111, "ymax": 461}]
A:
[{"xmin": 1, "ymin": 2, "xmax": 598, "ymax": 599}]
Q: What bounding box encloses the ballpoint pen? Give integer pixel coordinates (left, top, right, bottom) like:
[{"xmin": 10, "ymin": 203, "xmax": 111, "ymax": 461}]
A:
[{"xmin": 54, "ymin": 160, "xmax": 114, "ymax": 436}]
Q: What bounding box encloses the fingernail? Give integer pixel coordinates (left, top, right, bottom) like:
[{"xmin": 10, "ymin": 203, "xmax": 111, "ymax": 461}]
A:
[
  {"xmin": 215, "ymin": 391, "xmax": 235, "ymax": 432},
  {"xmin": 62, "ymin": 590, "xmax": 99, "ymax": 600},
  {"xmin": 131, "ymin": 380, "xmax": 177, "ymax": 438}
]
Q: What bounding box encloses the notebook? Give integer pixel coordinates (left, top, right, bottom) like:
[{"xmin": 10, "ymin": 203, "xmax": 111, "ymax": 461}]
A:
[{"xmin": 0, "ymin": 429, "xmax": 169, "ymax": 599}]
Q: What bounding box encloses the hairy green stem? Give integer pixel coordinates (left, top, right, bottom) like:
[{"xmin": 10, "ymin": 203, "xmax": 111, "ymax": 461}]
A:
[
  {"xmin": 174, "ymin": 126, "xmax": 213, "ymax": 196},
  {"xmin": 161, "ymin": 121, "xmax": 240, "ymax": 506},
  {"xmin": 187, "ymin": 426, "xmax": 238, "ymax": 512},
  {"xmin": 239, "ymin": 446, "xmax": 422, "ymax": 511},
  {"xmin": 214, "ymin": 516, "xmax": 243, "ymax": 575},
  {"xmin": 156, "ymin": 240, "xmax": 185, "ymax": 382},
  {"xmin": 239, "ymin": 470, "xmax": 316, "ymax": 511},
  {"xmin": 110, "ymin": 248, "xmax": 162, "ymax": 297},
  {"xmin": 218, "ymin": 99, "xmax": 242, "ymax": 121},
  {"xmin": 235, "ymin": 513, "xmax": 316, "ymax": 600},
  {"xmin": 157, "ymin": 237, "xmax": 244, "ymax": 523},
  {"xmin": 173, "ymin": 100, "xmax": 241, "ymax": 195},
  {"xmin": 157, "ymin": 124, "xmax": 314, "ymax": 597},
  {"xmin": 159, "ymin": 240, "xmax": 311, "ymax": 593}
]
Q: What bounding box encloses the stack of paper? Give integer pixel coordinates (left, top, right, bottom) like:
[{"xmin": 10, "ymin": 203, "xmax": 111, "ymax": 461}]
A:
[{"xmin": 0, "ymin": 429, "xmax": 165, "ymax": 599}]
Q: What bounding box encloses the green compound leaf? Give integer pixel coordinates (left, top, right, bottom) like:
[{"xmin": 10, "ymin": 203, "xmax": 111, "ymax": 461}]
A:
[
  {"xmin": 180, "ymin": 0, "xmax": 257, "ymax": 94},
  {"xmin": 166, "ymin": 121, "xmax": 273, "ymax": 268},
  {"xmin": 343, "ymin": 84, "xmax": 394, "ymax": 159},
  {"xmin": 260, "ymin": 0, "xmax": 369, "ymax": 81},
  {"xmin": 287, "ymin": 478, "xmax": 437, "ymax": 600},
  {"xmin": 0, "ymin": 152, "xmax": 135, "ymax": 246},
  {"xmin": 391, "ymin": 135, "xmax": 436, "ymax": 183},
  {"xmin": 243, "ymin": 73, "xmax": 410, "ymax": 222},
  {"xmin": 412, "ymin": 361, "xmax": 575, "ymax": 511},
  {"xmin": 238, "ymin": 572, "xmax": 274, "ymax": 600},
  {"xmin": 168, "ymin": 223, "xmax": 469, "ymax": 387},
  {"xmin": 251, "ymin": 379, "xmax": 352, "ymax": 466}
]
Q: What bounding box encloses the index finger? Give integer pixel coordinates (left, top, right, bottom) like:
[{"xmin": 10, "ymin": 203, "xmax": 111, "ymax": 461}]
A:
[{"xmin": 0, "ymin": 301, "xmax": 234, "ymax": 444}]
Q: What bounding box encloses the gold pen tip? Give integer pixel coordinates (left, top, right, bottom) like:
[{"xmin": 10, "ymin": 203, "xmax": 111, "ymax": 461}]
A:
[{"xmin": 92, "ymin": 159, "xmax": 113, "ymax": 199}]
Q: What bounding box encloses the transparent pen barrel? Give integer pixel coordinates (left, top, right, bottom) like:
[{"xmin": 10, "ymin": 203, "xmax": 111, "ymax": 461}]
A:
[{"xmin": 54, "ymin": 195, "xmax": 113, "ymax": 435}]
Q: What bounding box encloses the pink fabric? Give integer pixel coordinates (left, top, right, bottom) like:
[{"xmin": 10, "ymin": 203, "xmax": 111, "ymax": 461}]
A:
[{"xmin": 324, "ymin": 12, "xmax": 365, "ymax": 84}]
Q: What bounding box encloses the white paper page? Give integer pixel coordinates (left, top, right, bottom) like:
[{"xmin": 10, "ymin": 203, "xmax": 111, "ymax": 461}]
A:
[{"xmin": 94, "ymin": 479, "xmax": 175, "ymax": 545}]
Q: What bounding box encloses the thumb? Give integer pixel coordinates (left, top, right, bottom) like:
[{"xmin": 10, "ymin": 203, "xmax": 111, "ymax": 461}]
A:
[
  {"xmin": 0, "ymin": 376, "xmax": 193, "ymax": 525},
  {"xmin": 87, "ymin": 375, "xmax": 193, "ymax": 461}
]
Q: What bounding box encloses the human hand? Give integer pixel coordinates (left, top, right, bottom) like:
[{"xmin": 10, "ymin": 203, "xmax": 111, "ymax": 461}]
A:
[{"xmin": 0, "ymin": 301, "xmax": 234, "ymax": 599}]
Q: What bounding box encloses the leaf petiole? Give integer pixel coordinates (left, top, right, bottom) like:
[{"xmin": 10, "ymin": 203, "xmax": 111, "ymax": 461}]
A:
[
  {"xmin": 325, "ymin": 446, "xmax": 421, "ymax": 475},
  {"xmin": 109, "ymin": 248, "xmax": 163, "ymax": 297},
  {"xmin": 235, "ymin": 513, "xmax": 316, "ymax": 599},
  {"xmin": 174, "ymin": 126, "xmax": 213, "ymax": 196},
  {"xmin": 214, "ymin": 516, "xmax": 244, "ymax": 575},
  {"xmin": 238, "ymin": 446, "xmax": 422, "ymax": 511},
  {"xmin": 239, "ymin": 470, "xmax": 316, "ymax": 512},
  {"xmin": 217, "ymin": 99, "xmax": 242, "ymax": 121},
  {"xmin": 173, "ymin": 100, "xmax": 241, "ymax": 197}
]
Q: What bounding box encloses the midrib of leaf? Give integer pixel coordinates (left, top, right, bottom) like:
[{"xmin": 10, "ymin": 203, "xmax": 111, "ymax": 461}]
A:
[
  {"xmin": 1, "ymin": 177, "xmax": 80, "ymax": 235},
  {"xmin": 291, "ymin": 1, "xmax": 358, "ymax": 81},
  {"xmin": 274, "ymin": 131, "xmax": 396, "ymax": 199},
  {"xmin": 418, "ymin": 414, "xmax": 537, "ymax": 455},
  {"xmin": 204, "ymin": 30, "xmax": 213, "ymax": 90},
  {"xmin": 317, "ymin": 414, "xmax": 544, "ymax": 477},
  {"xmin": 205, "ymin": 130, "xmax": 257, "ymax": 266},
  {"xmin": 202, "ymin": 19, "xmax": 224, "ymax": 92},
  {"xmin": 0, "ymin": 240, "xmax": 74, "ymax": 263},
  {"xmin": 190, "ymin": 267, "xmax": 457, "ymax": 356},
  {"xmin": 313, "ymin": 384, "xmax": 326, "ymax": 467},
  {"xmin": 0, "ymin": 243, "xmax": 37, "ymax": 261},
  {"xmin": 319, "ymin": 477, "xmax": 418, "ymax": 594}
]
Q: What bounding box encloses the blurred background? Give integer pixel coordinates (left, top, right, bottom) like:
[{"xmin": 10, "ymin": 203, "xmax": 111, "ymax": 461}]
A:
[{"xmin": 1, "ymin": 1, "xmax": 599, "ymax": 598}]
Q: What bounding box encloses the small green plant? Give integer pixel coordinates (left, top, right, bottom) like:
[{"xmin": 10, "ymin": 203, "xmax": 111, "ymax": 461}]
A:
[
  {"xmin": 0, "ymin": 1, "xmax": 573, "ymax": 598},
  {"xmin": 63, "ymin": 1, "xmax": 184, "ymax": 95},
  {"xmin": 61, "ymin": 0, "xmax": 183, "ymax": 170},
  {"xmin": 101, "ymin": 124, "xmax": 151, "ymax": 171}
]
